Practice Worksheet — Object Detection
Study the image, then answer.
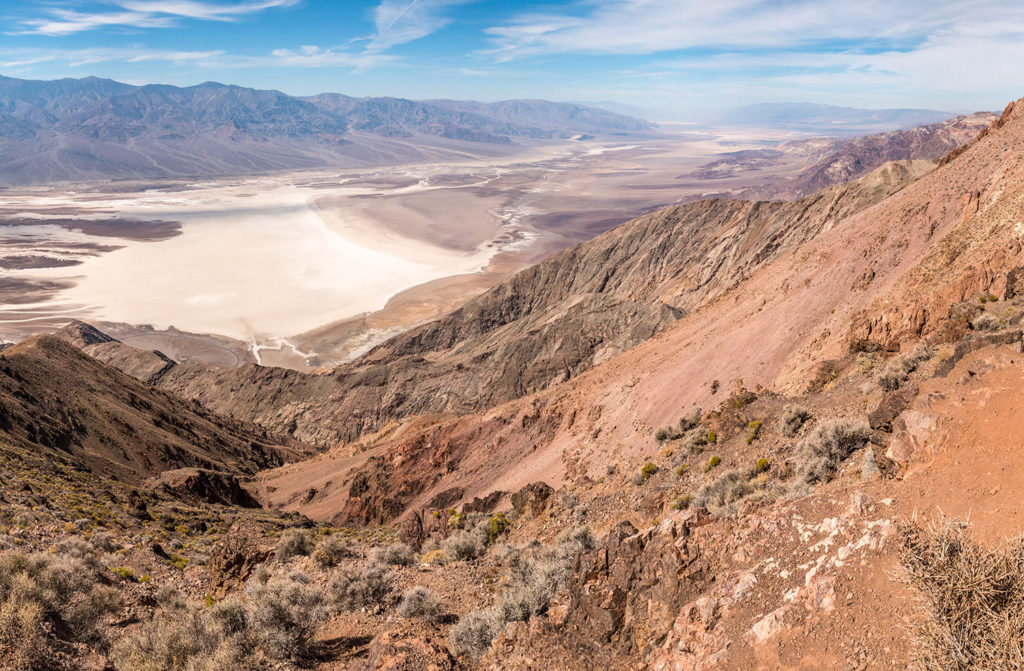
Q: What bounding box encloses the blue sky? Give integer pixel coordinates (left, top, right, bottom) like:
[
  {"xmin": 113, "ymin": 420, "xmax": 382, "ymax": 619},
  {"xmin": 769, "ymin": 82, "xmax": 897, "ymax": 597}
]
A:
[{"xmin": 1, "ymin": 0, "xmax": 1022, "ymax": 119}]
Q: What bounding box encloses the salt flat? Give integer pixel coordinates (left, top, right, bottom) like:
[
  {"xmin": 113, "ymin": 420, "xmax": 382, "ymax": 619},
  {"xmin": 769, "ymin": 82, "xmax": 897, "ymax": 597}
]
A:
[{"xmin": 0, "ymin": 128, "xmax": 819, "ymax": 368}]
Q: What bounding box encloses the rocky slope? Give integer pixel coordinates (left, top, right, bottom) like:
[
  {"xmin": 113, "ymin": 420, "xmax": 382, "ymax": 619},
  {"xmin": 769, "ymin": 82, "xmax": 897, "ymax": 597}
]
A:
[
  {"xmin": 0, "ymin": 323, "xmax": 300, "ymax": 484},
  {"xmin": 117, "ymin": 158, "xmax": 930, "ymax": 447},
  {"xmin": 0, "ymin": 75, "xmax": 652, "ymax": 185},
  {"xmin": 697, "ymin": 112, "xmax": 996, "ymax": 200},
  {"xmin": 249, "ymin": 98, "xmax": 1024, "ymax": 532}
]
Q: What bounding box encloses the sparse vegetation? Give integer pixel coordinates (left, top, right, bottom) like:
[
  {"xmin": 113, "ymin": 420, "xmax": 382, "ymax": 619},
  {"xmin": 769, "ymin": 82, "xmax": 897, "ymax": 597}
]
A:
[
  {"xmin": 971, "ymin": 312, "xmax": 1000, "ymax": 331},
  {"xmin": 329, "ymin": 562, "xmax": 394, "ymax": 613},
  {"xmin": 899, "ymin": 519, "xmax": 1024, "ymax": 670},
  {"xmin": 441, "ymin": 530, "xmax": 483, "ymax": 561},
  {"xmin": 705, "ymin": 455, "xmax": 721, "ymax": 471},
  {"xmin": 0, "ymin": 551, "xmax": 120, "ymax": 669},
  {"xmin": 450, "ymin": 527, "xmax": 595, "ymax": 661},
  {"xmin": 779, "ymin": 405, "xmax": 812, "ymax": 437},
  {"xmin": 397, "ymin": 586, "xmax": 443, "ymax": 622},
  {"xmin": 745, "ymin": 420, "xmax": 763, "ymax": 444},
  {"xmin": 312, "ymin": 534, "xmax": 352, "ymax": 568},
  {"xmin": 487, "ymin": 513, "xmax": 511, "ymax": 543},
  {"xmin": 655, "ymin": 408, "xmax": 703, "ymax": 442},
  {"xmin": 877, "ymin": 342, "xmax": 934, "ymax": 392},
  {"xmin": 640, "ymin": 462, "xmax": 659, "ymax": 481},
  {"xmin": 451, "ymin": 609, "xmax": 503, "ymax": 661},
  {"xmin": 274, "ymin": 528, "xmax": 313, "ymax": 561},
  {"xmin": 797, "ymin": 418, "xmax": 871, "ymax": 484},
  {"xmin": 368, "ymin": 542, "xmax": 414, "ymax": 567},
  {"xmin": 670, "ymin": 495, "xmax": 692, "ymax": 511},
  {"xmin": 675, "ymin": 463, "xmax": 690, "ymax": 477},
  {"xmin": 754, "ymin": 458, "xmax": 770, "ymax": 473}
]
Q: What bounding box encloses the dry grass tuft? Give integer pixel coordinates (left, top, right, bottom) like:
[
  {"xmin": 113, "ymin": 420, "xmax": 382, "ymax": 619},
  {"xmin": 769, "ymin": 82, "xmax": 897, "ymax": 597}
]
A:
[{"xmin": 899, "ymin": 519, "xmax": 1024, "ymax": 670}]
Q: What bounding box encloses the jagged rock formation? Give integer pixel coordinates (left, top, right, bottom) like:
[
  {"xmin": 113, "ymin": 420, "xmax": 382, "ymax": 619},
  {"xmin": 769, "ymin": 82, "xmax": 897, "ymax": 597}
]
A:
[{"xmin": 132, "ymin": 158, "xmax": 930, "ymax": 446}]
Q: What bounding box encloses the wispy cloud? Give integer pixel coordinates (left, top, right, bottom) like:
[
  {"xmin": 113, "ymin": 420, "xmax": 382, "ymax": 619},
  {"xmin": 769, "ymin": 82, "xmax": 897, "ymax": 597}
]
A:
[
  {"xmin": 0, "ymin": 44, "xmax": 393, "ymax": 73},
  {"xmin": 483, "ymin": 0, "xmax": 1024, "ymax": 58},
  {"xmin": 11, "ymin": 0, "xmax": 298, "ymax": 36},
  {"xmin": 366, "ymin": 0, "xmax": 470, "ymax": 53}
]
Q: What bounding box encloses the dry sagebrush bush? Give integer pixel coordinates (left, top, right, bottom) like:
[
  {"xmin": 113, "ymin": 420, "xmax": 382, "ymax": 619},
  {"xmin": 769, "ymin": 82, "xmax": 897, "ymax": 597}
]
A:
[
  {"xmin": 329, "ymin": 563, "xmax": 394, "ymax": 613},
  {"xmin": 0, "ymin": 551, "xmax": 120, "ymax": 671},
  {"xmin": 397, "ymin": 586, "xmax": 442, "ymax": 622},
  {"xmin": 899, "ymin": 519, "xmax": 1024, "ymax": 670},
  {"xmin": 797, "ymin": 418, "xmax": 871, "ymax": 484},
  {"xmin": 274, "ymin": 528, "xmax": 313, "ymax": 562},
  {"xmin": 311, "ymin": 534, "xmax": 352, "ymax": 569}
]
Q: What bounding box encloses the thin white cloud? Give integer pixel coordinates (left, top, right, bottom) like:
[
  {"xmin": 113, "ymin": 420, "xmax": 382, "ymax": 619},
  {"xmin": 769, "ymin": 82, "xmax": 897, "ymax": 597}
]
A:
[
  {"xmin": 483, "ymin": 0, "xmax": 1024, "ymax": 57},
  {"xmin": 11, "ymin": 0, "xmax": 298, "ymax": 36},
  {"xmin": 366, "ymin": 0, "xmax": 470, "ymax": 53},
  {"xmin": 0, "ymin": 45, "xmax": 392, "ymax": 73}
]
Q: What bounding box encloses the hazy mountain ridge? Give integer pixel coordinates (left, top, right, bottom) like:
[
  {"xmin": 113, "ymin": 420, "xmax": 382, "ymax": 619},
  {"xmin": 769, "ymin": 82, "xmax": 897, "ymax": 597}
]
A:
[
  {"xmin": 717, "ymin": 101, "xmax": 959, "ymax": 133},
  {"xmin": 0, "ymin": 75, "xmax": 653, "ymax": 185}
]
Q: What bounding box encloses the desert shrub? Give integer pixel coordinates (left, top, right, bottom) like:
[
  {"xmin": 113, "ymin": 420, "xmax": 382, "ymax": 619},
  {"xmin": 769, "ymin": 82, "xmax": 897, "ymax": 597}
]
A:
[
  {"xmin": 706, "ymin": 430, "xmax": 717, "ymax": 444},
  {"xmin": 274, "ymin": 528, "xmax": 312, "ymax": 562},
  {"xmin": 779, "ymin": 406, "xmax": 812, "ymax": 437},
  {"xmin": 696, "ymin": 461, "xmax": 777, "ymax": 514},
  {"xmin": 745, "ymin": 420, "xmax": 763, "ymax": 445},
  {"xmin": 675, "ymin": 463, "xmax": 690, "ymax": 477},
  {"xmin": 487, "ymin": 513, "xmax": 511, "ymax": 544},
  {"xmin": 450, "ymin": 608, "xmax": 502, "ymax": 661},
  {"xmin": 90, "ymin": 531, "xmax": 121, "ymax": 553},
  {"xmin": 877, "ymin": 342, "xmax": 934, "ymax": 392},
  {"xmin": 397, "ymin": 586, "xmax": 442, "ymax": 622},
  {"xmin": 899, "ymin": 519, "xmax": 1024, "ymax": 670},
  {"xmin": 312, "ymin": 534, "xmax": 352, "ymax": 569},
  {"xmin": 0, "ymin": 551, "xmax": 121, "ymax": 669},
  {"xmin": 368, "ymin": 542, "xmax": 414, "ymax": 567},
  {"xmin": 496, "ymin": 557, "xmax": 566, "ymax": 622},
  {"xmin": 797, "ymin": 419, "xmax": 871, "ymax": 484},
  {"xmin": 655, "ymin": 409, "xmax": 703, "ymax": 442},
  {"xmin": 971, "ymin": 313, "xmax": 1000, "ymax": 331},
  {"xmin": 420, "ymin": 549, "xmax": 448, "ymax": 566},
  {"xmin": 329, "ymin": 563, "xmax": 394, "ymax": 613},
  {"xmin": 245, "ymin": 572, "xmax": 326, "ymax": 662},
  {"xmin": 670, "ymin": 495, "xmax": 692, "ymax": 511},
  {"xmin": 640, "ymin": 462, "xmax": 659, "ymax": 481},
  {"xmin": 442, "ymin": 530, "xmax": 483, "ymax": 561},
  {"xmin": 705, "ymin": 456, "xmax": 721, "ymax": 471}
]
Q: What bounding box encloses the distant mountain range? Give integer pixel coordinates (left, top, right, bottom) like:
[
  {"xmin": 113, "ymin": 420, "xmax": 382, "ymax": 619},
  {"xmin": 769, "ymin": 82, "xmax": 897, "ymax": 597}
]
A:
[
  {"xmin": 0, "ymin": 75, "xmax": 654, "ymax": 185},
  {"xmin": 715, "ymin": 102, "xmax": 961, "ymax": 134}
]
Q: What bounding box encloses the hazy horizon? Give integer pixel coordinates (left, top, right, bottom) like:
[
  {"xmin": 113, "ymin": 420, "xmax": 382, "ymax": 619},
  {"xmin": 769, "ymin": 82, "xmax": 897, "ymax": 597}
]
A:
[{"xmin": 1, "ymin": 1, "xmax": 1022, "ymax": 121}]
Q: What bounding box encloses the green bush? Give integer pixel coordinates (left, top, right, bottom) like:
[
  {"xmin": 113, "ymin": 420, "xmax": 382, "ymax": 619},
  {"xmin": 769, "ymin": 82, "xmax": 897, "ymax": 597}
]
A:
[
  {"xmin": 641, "ymin": 462, "xmax": 659, "ymax": 481},
  {"xmin": 745, "ymin": 420, "xmax": 763, "ymax": 445},
  {"xmin": 706, "ymin": 456, "xmax": 721, "ymax": 471}
]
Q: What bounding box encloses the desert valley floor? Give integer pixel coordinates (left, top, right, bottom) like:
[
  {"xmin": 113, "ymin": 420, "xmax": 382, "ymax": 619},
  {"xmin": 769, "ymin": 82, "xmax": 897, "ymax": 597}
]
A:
[{"xmin": 0, "ymin": 126, "xmax": 822, "ymax": 369}]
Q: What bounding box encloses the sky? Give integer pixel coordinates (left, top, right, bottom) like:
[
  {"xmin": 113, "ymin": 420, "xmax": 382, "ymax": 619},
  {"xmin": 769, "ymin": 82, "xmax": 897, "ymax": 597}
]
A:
[{"xmin": 1, "ymin": 0, "xmax": 1023, "ymax": 119}]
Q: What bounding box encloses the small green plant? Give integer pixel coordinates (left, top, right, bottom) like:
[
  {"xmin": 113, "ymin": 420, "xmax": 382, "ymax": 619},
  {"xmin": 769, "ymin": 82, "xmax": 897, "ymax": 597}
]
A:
[
  {"xmin": 169, "ymin": 554, "xmax": 189, "ymax": 570},
  {"xmin": 754, "ymin": 458, "xmax": 770, "ymax": 473},
  {"xmin": 670, "ymin": 495, "xmax": 692, "ymax": 511},
  {"xmin": 487, "ymin": 513, "xmax": 511, "ymax": 543},
  {"xmin": 706, "ymin": 430, "xmax": 717, "ymax": 444},
  {"xmin": 675, "ymin": 463, "xmax": 690, "ymax": 477},
  {"xmin": 706, "ymin": 456, "xmax": 721, "ymax": 471},
  {"xmin": 139, "ymin": 575, "xmax": 151, "ymax": 584},
  {"xmin": 111, "ymin": 566, "xmax": 136, "ymax": 581},
  {"xmin": 641, "ymin": 463, "xmax": 659, "ymax": 481},
  {"xmin": 204, "ymin": 593, "xmax": 216, "ymax": 608},
  {"xmin": 745, "ymin": 421, "xmax": 763, "ymax": 445},
  {"xmin": 432, "ymin": 510, "xmax": 441, "ymax": 519}
]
